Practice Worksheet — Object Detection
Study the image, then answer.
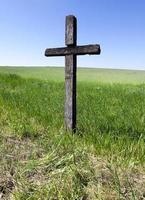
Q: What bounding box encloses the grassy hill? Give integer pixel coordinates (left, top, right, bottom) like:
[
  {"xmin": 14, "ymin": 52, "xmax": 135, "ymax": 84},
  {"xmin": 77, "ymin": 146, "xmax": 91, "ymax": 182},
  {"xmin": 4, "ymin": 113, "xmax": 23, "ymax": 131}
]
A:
[
  {"xmin": 0, "ymin": 67, "xmax": 145, "ymax": 199},
  {"xmin": 0, "ymin": 66, "xmax": 145, "ymax": 83}
]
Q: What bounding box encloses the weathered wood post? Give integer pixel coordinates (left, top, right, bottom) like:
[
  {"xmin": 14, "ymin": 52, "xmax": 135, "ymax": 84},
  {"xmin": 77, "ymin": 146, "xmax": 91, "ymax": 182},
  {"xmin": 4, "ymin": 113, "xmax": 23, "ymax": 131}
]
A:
[
  {"xmin": 45, "ymin": 15, "xmax": 101, "ymax": 133},
  {"xmin": 65, "ymin": 16, "xmax": 77, "ymax": 132}
]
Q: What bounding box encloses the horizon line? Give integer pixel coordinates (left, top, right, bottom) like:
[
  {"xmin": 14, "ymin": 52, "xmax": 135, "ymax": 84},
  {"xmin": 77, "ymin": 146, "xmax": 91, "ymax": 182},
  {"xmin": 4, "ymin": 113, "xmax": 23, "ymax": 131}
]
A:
[{"xmin": 0, "ymin": 65, "xmax": 145, "ymax": 71}]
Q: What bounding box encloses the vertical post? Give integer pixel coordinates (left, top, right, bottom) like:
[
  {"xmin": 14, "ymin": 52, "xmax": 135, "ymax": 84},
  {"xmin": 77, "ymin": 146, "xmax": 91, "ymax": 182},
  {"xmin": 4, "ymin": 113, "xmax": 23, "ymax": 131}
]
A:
[{"xmin": 65, "ymin": 15, "xmax": 77, "ymax": 132}]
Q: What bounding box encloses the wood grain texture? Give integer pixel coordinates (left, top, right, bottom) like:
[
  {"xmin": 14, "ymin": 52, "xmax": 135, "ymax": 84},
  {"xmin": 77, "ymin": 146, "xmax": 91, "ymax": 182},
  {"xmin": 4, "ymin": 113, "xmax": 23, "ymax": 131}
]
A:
[
  {"xmin": 65, "ymin": 55, "xmax": 77, "ymax": 131},
  {"xmin": 45, "ymin": 44, "xmax": 101, "ymax": 57},
  {"xmin": 65, "ymin": 15, "xmax": 77, "ymax": 46},
  {"xmin": 64, "ymin": 15, "xmax": 77, "ymax": 132}
]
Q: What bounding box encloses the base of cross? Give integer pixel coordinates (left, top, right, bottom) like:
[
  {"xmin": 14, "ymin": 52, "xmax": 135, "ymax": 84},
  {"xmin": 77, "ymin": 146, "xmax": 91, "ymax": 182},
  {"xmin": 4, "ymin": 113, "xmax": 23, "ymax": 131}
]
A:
[{"xmin": 45, "ymin": 15, "xmax": 101, "ymax": 132}]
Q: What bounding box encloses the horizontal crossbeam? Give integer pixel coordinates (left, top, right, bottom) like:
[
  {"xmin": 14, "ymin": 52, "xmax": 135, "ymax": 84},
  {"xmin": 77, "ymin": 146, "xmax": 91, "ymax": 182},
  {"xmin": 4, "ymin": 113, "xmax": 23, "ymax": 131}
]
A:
[{"xmin": 45, "ymin": 44, "xmax": 101, "ymax": 57}]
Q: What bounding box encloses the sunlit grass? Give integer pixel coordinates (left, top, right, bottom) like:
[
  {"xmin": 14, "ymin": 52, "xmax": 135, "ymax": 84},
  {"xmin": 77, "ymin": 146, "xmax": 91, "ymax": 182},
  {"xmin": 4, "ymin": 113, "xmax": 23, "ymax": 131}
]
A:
[{"xmin": 0, "ymin": 66, "xmax": 145, "ymax": 84}]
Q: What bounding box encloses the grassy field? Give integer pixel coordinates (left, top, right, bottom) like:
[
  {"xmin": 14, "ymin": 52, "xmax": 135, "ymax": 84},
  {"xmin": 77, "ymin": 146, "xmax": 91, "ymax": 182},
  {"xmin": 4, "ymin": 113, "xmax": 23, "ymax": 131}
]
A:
[
  {"xmin": 1, "ymin": 66, "xmax": 145, "ymax": 83},
  {"xmin": 0, "ymin": 67, "xmax": 145, "ymax": 199}
]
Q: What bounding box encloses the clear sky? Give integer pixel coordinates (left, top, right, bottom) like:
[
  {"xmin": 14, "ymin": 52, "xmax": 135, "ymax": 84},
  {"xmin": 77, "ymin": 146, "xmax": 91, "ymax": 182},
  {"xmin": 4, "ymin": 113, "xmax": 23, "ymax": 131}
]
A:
[{"xmin": 0, "ymin": 0, "xmax": 145, "ymax": 69}]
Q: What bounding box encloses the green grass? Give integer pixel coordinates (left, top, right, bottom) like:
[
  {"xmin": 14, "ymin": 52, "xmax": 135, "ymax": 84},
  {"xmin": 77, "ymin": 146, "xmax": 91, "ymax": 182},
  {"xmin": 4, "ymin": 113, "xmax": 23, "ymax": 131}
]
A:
[
  {"xmin": 0, "ymin": 66, "xmax": 145, "ymax": 83},
  {"xmin": 0, "ymin": 67, "xmax": 145, "ymax": 199}
]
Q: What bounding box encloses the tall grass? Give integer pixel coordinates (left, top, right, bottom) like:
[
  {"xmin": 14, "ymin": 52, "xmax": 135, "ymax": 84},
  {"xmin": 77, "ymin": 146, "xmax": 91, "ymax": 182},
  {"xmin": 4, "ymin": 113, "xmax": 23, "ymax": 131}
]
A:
[{"xmin": 0, "ymin": 72, "xmax": 145, "ymax": 199}]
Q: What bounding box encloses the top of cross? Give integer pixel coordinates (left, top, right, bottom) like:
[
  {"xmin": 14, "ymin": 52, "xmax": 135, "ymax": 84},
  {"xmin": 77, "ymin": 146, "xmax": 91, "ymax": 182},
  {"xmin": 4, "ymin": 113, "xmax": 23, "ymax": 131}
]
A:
[{"xmin": 45, "ymin": 15, "xmax": 101, "ymax": 57}]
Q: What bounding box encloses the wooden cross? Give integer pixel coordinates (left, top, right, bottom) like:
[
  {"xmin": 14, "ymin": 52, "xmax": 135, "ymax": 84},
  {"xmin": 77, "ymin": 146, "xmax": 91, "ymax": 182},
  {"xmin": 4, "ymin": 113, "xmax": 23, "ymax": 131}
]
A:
[{"xmin": 45, "ymin": 15, "xmax": 101, "ymax": 132}]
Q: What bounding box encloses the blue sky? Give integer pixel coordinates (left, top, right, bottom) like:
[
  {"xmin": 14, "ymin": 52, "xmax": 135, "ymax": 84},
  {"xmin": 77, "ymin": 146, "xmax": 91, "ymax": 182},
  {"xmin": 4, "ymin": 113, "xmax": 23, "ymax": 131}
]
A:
[{"xmin": 0, "ymin": 0, "xmax": 145, "ymax": 69}]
